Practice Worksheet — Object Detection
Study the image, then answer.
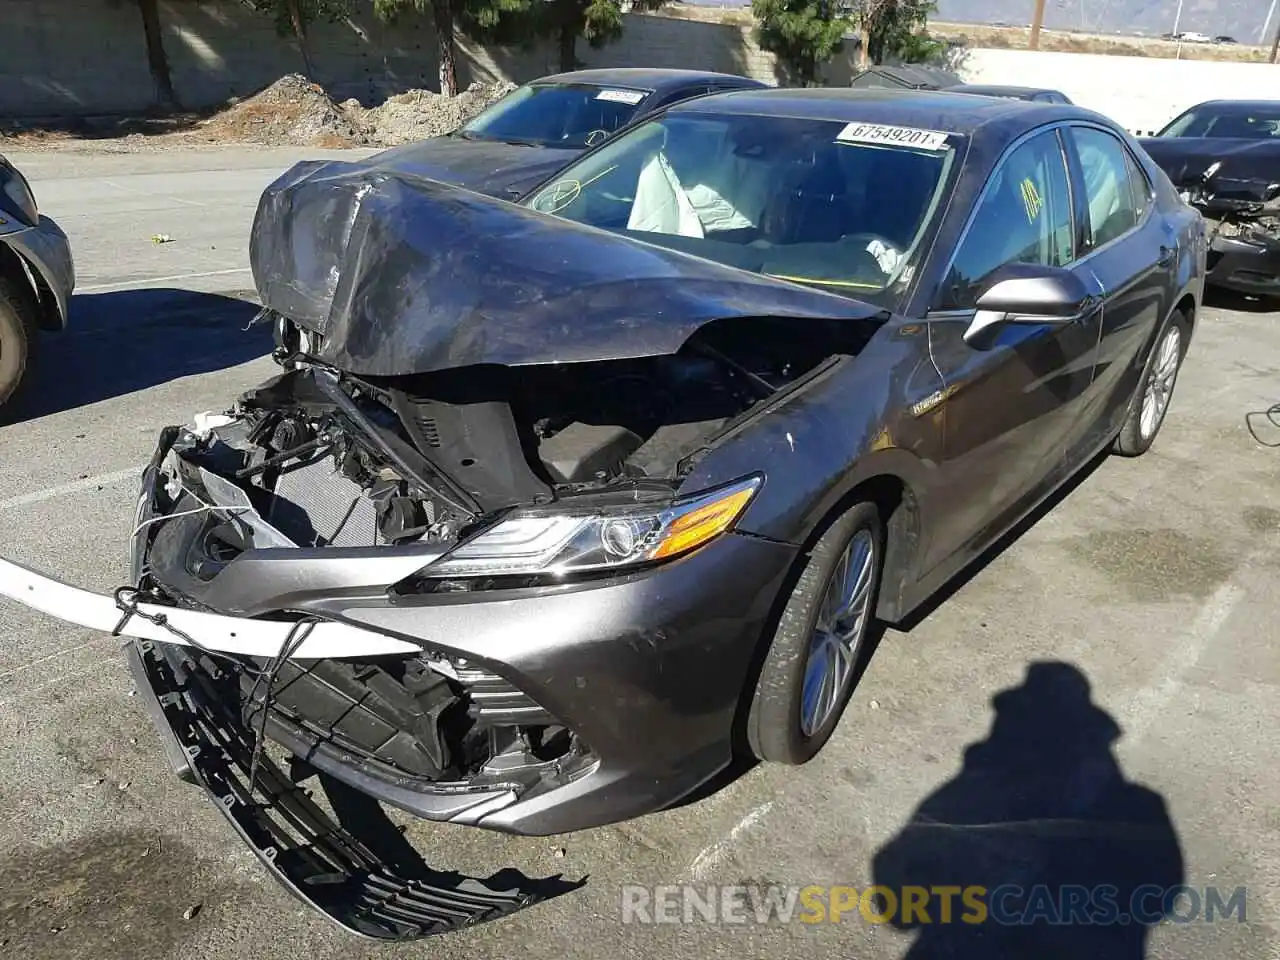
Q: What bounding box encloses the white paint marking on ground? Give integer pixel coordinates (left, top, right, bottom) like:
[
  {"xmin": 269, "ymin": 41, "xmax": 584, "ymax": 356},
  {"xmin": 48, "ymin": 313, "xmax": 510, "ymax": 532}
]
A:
[
  {"xmin": 0, "ymin": 467, "xmax": 139, "ymax": 513},
  {"xmin": 1121, "ymin": 579, "xmax": 1244, "ymax": 746},
  {"xmin": 0, "ymin": 635, "xmax": 114, "ymax": 681},
  {"xmin": 77, "ymin": 267, "xmax": 252, "ymax": 293},
  {"xmin": 687, "ymin": 801, "xmax": 774, "ymax": 880},
  {"xmin": 101, "ymin": 178, "xmax": 206, "ymax": 208}
]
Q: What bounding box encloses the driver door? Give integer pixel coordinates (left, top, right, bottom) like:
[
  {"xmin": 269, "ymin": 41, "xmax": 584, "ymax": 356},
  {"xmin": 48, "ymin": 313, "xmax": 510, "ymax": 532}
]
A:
[{"xmin": 921, "ymin": 126, "xmax": 1104, "ymax": 574}]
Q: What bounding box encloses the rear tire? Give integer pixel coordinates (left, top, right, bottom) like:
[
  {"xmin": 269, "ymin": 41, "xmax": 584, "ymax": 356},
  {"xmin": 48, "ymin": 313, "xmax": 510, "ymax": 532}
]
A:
[
  {"xmin": 1113, "ymin": 310, "xmax": 1189, "ymax": 457},
  {"xmin": 746, "ymin": 500, "xmax": 882, "ymax": 765},
  {"xmin": 0, "ymin": 274, "xmax": 38, "ymax": 408}
]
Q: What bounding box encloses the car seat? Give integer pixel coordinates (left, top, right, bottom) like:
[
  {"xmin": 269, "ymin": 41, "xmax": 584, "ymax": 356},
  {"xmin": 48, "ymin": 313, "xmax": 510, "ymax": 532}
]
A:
[{"xmin": 756, "ymin": 149, "xmax": 853, "ymax": 245}]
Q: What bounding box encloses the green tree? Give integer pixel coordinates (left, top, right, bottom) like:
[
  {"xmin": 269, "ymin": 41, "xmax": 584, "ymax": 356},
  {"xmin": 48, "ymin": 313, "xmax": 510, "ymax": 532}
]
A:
[
  {"xmin": 750, "ymin": 0, "xmax": 851, "ymax": 87},
  {"xmin": 471, "ymin": 0, "xmax": 667, "ymax": 74},
  {"xmin": 373, "ymin": 0, "xmax": 465, "ymax": 96},
  {"xmin": 854, "ymin": 0, "xmax": 945, "ymax": 68},
  {"xmin": 246, "ymin": 0, "xmax": 354, "ymax": 81}
]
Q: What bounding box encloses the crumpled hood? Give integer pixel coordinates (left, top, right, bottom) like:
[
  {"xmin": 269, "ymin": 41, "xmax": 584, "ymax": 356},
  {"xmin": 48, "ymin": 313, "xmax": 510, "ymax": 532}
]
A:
[
  {"xmin": 369, "ymin": 136, "xmax": 577, "ymax": 199},
  {"xmin": 1139, "ymin": 136, "xmax": 1280, "ymax": 188},
  {"xmin": 248, "ymin": 158, "xmax": 882, "ymax": 378}
]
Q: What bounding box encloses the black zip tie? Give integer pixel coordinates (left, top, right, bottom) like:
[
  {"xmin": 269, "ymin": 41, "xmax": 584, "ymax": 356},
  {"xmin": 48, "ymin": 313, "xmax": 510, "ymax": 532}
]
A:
[{"xmin": 112, "ymin": 585, "xmax": 216, "ymax": 657}]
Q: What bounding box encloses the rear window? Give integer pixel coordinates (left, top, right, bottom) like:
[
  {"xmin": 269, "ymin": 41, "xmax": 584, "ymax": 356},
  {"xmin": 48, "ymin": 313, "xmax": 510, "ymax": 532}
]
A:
[
  {"xmin": 459, "ymin": 83, "xmax": 651, "ymax": 149},
  {"xmin": 1159, "ymin": 104, "xmax": 1280, "ymax": 139}
]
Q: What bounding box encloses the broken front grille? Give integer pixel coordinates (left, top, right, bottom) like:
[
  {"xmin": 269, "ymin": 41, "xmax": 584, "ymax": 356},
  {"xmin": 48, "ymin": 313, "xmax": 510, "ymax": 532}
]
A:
[{"xmin": 455, "ymin": 664, "xmax": 555, "ymax": 727}]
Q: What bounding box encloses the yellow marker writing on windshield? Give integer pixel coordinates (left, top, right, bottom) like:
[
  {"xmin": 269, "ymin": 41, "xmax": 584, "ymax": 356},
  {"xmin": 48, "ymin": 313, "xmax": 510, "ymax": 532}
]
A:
[{"xmin": 1019, "ymin": 178, "xmax": 1042, "ymax": 223}]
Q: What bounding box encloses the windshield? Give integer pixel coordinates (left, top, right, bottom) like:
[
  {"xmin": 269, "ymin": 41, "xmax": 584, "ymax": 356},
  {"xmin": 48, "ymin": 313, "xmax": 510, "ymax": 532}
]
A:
[
  {"xmin": 522, "ymin": 112, "xmax": 957, "ymax": 304},
  {"xmin": 458, "ymin": 82, "xmax": 651, "ymax": 149},
  {"xmin": 1158, "ymin": 103, "xmax": 1280, "ymax": 139}
]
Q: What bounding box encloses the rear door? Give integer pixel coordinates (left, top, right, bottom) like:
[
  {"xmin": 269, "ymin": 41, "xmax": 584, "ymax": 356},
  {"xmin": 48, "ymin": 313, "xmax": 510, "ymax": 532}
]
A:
[
  {"xmin": 1063, "ymin": 124, "xmax": 1174, "ymax": 447},
  {"xmin": 921, "ymin": 126, "xmax": 1104, "ymax": 573}
]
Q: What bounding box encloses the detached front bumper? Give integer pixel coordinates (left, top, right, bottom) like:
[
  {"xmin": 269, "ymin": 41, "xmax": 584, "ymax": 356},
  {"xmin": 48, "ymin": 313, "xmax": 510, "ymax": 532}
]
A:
[
  {"xmin": 123, "ymin": 636, "xmax": 543, "ymax": 939},
  {"xmin": 1206, "ymin": 232, "xmax": 1280, "ymax": 296}
]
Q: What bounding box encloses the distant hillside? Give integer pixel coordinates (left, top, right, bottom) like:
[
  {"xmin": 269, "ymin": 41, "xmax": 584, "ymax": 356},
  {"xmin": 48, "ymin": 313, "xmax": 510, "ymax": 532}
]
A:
[
  {"xmin": 935, "ymin": 0, "xmax": 1277, "ymax": 42},
  {"xmin": 679, "ymin": 0, "xmax": 1279, "ymax": 44}
]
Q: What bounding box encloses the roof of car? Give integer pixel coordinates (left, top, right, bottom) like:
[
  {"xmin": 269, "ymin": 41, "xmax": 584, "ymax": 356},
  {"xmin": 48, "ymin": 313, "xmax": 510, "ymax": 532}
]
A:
[
  {"xmin": 946, "ymin": 84, "xmax": 1059, "ymax": 98},
  {"xmin": 532, "ymin": 68, "xmax": 765, "ymax": 92},
  {"xmin": 1184, "ymin": 99, "xmax": 1280, "ymax": 111},
  {"xmin": 669, "ymin": 87, "xmax": 1073, "ymax": 137}
]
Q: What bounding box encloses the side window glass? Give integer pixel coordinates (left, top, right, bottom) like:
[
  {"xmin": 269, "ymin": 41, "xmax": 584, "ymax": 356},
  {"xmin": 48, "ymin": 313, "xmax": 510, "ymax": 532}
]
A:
[
  {"xmin": 1124, "ymin": 150, "xmax": 1151, "ymax": 221},
  {"xmin": 938, "ymin": 130, "xmax": 1074, "ymax": 310},
  {"xmin": 1074, "ymin": 127, "xmax": 1140, "ymax": 249}
]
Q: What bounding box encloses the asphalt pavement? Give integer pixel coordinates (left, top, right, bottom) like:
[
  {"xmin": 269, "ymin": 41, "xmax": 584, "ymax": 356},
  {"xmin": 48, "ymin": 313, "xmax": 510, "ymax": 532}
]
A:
[{"xmin": 0, "ymin": 144, "xmax": 1276, "ymax": 960}]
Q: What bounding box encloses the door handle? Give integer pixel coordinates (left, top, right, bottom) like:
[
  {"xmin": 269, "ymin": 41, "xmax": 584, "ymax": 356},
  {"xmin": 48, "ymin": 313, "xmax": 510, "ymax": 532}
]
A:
[{"xmin": 1157, "ymin": 245, "xmax": 1176, "ymax": 268}]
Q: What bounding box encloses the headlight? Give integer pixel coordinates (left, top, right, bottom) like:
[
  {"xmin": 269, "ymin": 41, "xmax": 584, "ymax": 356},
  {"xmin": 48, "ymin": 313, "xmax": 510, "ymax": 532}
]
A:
[
  {"xmin": 422, "ymin": 476, "xmax": 761, "ymax": 579},
  {"xmin": 0, "ymin": 157, "xmax": 38, "ymax": 226}
]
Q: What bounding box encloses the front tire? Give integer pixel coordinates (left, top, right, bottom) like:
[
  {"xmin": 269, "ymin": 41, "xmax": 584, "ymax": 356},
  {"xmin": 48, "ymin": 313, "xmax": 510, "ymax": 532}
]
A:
[
  {"xmin": 0, "ymin": 275, "xmax": 38, "ymax": 408},
  {"xmin": 746, "ymin": 500, "xmax": 882, "ymax": 765},
  {"xmin": 1113, "ymin": 310, "xmax": 1189, "ymax": 457}
]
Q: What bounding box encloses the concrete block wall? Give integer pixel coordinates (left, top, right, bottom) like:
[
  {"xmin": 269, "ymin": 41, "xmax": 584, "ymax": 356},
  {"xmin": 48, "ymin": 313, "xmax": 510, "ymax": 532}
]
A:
[
  {"xmin": 0, "ymin": 0, "xmax": 157, "ymax": 116},
  {"xmin": 0, "ymin": 1, "xmax": 815, "ymax": 118},
  {"xmin": 2, "ymin": 0, "xmax": 1279, "ymax": 130}
]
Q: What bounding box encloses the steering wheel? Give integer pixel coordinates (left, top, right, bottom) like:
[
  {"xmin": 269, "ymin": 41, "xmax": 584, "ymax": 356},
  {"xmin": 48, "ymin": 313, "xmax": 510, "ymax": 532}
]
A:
[
  {"xmin": 584, "ymin": 129, "xmax": 609, "ymax": 147},
  {"xmin": 532, "ymin": 179, "xmax": 582, "ymax": 214}
]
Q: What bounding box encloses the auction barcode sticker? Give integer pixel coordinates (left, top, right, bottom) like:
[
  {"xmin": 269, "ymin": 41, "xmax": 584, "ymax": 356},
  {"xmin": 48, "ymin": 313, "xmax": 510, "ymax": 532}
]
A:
[
  {"xmin": 596, "ymin": 89, "xmax": 646, "ymax": 104},
  {"xmin": 836, "ymin": 122, "xmax": 951, "ymax": 152}
]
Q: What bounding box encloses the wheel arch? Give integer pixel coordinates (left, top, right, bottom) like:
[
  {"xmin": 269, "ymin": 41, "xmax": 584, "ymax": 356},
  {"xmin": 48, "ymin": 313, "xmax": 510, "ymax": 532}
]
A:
[
  {"xmin": 1173, "ymin": 291, "xmax": 1197, "ymax": 336},
  {"xmin": 0, "ymin": 240, "xmax": 61, "ymax": 332},
  {"xmin": 779, "ymin": 454, "xmax": 928, "ymax": 626}
]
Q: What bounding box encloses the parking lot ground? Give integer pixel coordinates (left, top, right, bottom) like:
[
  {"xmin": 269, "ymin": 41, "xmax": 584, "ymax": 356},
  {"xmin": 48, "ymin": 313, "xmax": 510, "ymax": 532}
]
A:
[{"xmin": 0, "ymin": 146, "xmax": 1277, "ymax": 960}]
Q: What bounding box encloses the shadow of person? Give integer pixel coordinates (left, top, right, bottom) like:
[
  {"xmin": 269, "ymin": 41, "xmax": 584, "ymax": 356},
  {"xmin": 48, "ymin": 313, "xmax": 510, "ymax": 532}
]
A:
[{"xmin": 871, "ymin": 661, "xmax": 1183, "ymax": 960}]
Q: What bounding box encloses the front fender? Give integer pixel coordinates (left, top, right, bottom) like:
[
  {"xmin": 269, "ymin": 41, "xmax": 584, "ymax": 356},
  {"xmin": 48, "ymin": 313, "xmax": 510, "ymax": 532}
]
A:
[
  {"xmin": 1, "ymin": 216, "xmax": 75, "ymax": 330},
  {"xmin": 678, "ymin": 340, "xmax": 943, "ymax": 548}
]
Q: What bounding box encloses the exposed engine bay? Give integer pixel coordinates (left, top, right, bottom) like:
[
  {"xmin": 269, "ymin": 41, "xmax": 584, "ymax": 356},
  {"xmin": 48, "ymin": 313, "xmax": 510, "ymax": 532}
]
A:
[
  {"xmin": 134, "ymin": 311, "xmax": 870, "ymax": 794},
  {"xmin": 1180, "ymin": 162, "xmax": 1280, "ymax": 255},
  {"xmin": 188, "ymin": 311, "xmax": 868, "ymax": 549}
]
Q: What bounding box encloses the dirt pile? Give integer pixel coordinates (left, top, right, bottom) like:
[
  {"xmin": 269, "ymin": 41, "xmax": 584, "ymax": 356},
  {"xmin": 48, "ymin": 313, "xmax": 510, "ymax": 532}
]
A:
[
  {"xmin": 197, "ymin": 74, "xmax": 364, "ymax": 148},
  {"xmin": 1, "ymin": 76, "xmax": 520, "ymax": 153},
  {"xmin": 346, "ymin": 81, "xmax": 518, "ymax": 147}
]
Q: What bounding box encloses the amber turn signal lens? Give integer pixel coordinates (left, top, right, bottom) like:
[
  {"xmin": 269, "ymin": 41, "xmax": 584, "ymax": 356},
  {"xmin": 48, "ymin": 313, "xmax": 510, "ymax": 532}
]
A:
[{"xmin": 651, "ymin": 485, "xmax": 757, "ymax": 560}]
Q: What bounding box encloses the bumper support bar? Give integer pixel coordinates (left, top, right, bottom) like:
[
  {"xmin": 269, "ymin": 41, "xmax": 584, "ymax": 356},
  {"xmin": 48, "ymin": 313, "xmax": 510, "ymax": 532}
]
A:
[
  {"xmin": 0, "ymin": 556, "xmax": 422, "ymax": 659},
  {"xmin": 126, "ymin": 637, "xmax": 545, "ymax": 940}
]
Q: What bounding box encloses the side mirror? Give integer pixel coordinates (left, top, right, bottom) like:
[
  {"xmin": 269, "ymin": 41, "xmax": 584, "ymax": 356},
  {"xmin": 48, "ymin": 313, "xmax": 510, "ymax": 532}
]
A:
[{"xmin": 963, "ymin": 263, "xmax": 1096, "ymax": 349}]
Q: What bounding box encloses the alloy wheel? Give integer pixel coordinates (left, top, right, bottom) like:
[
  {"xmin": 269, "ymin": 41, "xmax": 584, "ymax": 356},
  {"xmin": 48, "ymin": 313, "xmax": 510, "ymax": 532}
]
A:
[
  {"xmin": 800, "ymin": 528, "xmax": 876, "ymax": 737},
  {"xmin": 1139, "ymin": 325, "xmax": 1182, "ymax": 440}
]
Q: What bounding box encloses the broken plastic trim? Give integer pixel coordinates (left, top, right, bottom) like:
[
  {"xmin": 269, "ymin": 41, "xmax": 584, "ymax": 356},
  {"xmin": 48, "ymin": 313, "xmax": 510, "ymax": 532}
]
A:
[{"xmin": 125, "ymin": 638, "xmax": 565, "ymax": 940}]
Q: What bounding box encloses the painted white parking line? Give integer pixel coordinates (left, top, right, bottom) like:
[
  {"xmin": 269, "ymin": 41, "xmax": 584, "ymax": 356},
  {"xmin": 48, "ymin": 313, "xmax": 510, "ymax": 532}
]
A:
[
  {"xmin": 0, "ymin": 467, "xmax": 139, "ymax": 513},
  {"xmin": 1120, "ymin": 579, "xmax": 1244, "ymax": 746},
  {"xmin": 687, "ymin": 801, "xmax": 775, "ymax": 880},
  {"xmin": 77, "ymin": 267, "xmax": 252, "ymax": 293}
]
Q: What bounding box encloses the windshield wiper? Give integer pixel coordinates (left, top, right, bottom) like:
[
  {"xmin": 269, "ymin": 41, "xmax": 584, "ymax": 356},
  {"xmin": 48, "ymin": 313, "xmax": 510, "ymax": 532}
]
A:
[{"xmin": 491, "ymin": 136, "xmax": 543, "ymax": 147}]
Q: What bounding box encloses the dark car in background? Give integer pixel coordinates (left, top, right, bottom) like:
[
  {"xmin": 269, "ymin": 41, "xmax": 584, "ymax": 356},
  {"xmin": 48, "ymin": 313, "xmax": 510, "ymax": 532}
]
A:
[
  {"xmin": 946, "ymin": 83, "xmax": 1073, "ymax": 104},
  {"xmin": 373, "ymin": 67, "xmax": 767, "ymax": 199},
  {"xmin": 0, "ymin": 89, "xmax": 1203, "ymax": 939},
  {"xmin": 1140, "ymin": 99, "xmax": 1280, "ymax": 296},
  {"xmin": 0, "ymin": 154, "xmax": 74, "ymax": 407}
]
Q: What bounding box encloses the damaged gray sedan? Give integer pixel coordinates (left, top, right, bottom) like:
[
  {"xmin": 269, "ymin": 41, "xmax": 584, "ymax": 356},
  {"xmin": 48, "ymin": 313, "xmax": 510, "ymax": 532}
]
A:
[{"xmin": 0, "ymin": 89, "xmax": 1203, "ymax": 939}]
